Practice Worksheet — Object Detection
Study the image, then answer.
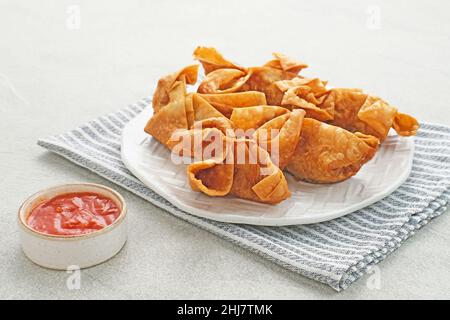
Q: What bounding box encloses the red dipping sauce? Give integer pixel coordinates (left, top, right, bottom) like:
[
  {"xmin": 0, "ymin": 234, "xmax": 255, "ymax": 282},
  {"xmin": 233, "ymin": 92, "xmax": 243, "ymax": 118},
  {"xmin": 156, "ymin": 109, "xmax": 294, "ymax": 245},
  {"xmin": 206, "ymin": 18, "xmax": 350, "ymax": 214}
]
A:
[{"xmin": 27, "ymin": 192, "xmax": 120, "ymax": 236}]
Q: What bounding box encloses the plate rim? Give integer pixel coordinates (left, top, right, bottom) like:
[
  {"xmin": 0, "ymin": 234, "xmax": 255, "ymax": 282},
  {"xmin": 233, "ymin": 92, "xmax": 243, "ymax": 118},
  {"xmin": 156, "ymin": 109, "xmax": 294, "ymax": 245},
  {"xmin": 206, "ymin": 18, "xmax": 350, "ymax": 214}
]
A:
[{"xmin": 121, "ymin": 106, "xmax": 414, "ymax": 226}]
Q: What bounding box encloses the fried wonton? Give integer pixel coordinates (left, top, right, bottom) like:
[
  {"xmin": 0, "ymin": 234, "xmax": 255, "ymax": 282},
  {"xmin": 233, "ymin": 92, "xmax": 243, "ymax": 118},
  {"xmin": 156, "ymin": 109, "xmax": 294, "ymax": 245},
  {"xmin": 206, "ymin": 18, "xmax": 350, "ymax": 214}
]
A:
[
  {"xmin": 230, "ymin": 139, "xmax": 290, "ymax": 204},
  {"xmin": 145, "ymin": 81, "xmax": 189, "ymax": 146},
  {"xmin": 230, "ymin": 106, "xmax": 289, "ymax": 131},
  {"xmin": 167, "ymin": 118, "xmax": 234, "ymax": 161},
  {"xmin": 197, "ymin": 68, "xmax": 252, "ymax": 94},
  {"xmin": 194, "ymin": 47, "xmax": 301, "ymax": 104},
  {"xmin": 144, "ymin": 81, "xmax": 227, "ymax": 146},
  {"xmin": 193, "ymin": 46, "xmax": 246, "ymax": 74},
  {"xmin": 253, "ymin": 109, "xmax": 305, "ymax": 169},
  {"xmin": 186, "ymin": 129, "xmax": 235, "ymax": 197},
  {"xmin": 152, "ymin": 64, "xmax": 199, "ymax": 113},
  {"xmin": 191, "ymin": 117, "xmax": 235, "ymax": 136},
  {"xmin": 144, "ymin": 47, "xmax": 420, "ymax": 205},
  {"xmin": 393, "ymin": 112, "xmax": 419, "ymax": 136},
  {"xmin": 199, "ymin": 91, "xmax": 267, "ymax": 118},
  {"xmin": 264, "ymin": 52, "xmax": 308, "ymax": 74},
  {"xmin": 163, "ymin": 114, "xmax": 290, "ymax": 204},
  {"xmin": 194, "ymin": 47, "xmax": 419, "ymax": 140},
  {"xmin": 188, "ymin": 93, "xmax": 224, "ymax": 122},
  {"xmin": 187, "ymin": 138, "xmax": 290, "ymax": 204},
  {"xmin": 321, "ymin": 89, "xmax": 419, "ymax": 140},
  {"xmin": 286, "ymin": 118, "xmax": 379, "ymax": 183},
  {"xmin": 239, "ymin": 66, "xmax": 297, "ymax": 105},
  {"xmin": 188, "ymin": 159, "xmax": 234, "ymax": 196},
  {"xmin": 226, "ymin": 105, "xmax": 376, "ymax": 182},
  {"xmin": 274, "ymin": 78, "xmax": 332, "ymax": 121}
]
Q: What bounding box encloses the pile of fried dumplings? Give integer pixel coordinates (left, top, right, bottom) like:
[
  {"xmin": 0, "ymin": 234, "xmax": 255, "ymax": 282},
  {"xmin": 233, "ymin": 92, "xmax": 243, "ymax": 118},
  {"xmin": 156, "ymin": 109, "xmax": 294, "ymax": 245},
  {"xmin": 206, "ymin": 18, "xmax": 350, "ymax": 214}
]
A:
[{"xmin": 144, "ymin": 47, "xmax": 419, "ymax": 205}]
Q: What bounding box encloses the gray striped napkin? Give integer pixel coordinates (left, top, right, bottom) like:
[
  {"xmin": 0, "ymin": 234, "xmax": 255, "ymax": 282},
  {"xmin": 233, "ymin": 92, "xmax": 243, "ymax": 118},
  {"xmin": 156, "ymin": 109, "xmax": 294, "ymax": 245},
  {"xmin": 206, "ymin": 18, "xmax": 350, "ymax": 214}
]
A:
[{"xmin": 37, "ymin": 98, "xmax": 450, "ymax": 291}]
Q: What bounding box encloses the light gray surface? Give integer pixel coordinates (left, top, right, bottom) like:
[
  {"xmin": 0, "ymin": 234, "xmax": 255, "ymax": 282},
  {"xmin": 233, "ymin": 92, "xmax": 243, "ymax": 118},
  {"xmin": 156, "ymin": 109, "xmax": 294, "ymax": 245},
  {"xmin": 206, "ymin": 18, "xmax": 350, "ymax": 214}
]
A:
[{"xmin": 1, "ymin": 0, "xmax": 449, "ymax": 299}]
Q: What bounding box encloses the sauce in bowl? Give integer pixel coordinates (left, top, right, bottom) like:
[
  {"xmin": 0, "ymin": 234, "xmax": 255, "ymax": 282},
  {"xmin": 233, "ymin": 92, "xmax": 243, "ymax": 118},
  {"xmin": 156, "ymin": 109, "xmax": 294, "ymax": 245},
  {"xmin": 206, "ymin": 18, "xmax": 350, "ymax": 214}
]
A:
[{"xmin": 27, "ymin": 192, "xmax": 120, "ymax": 236}]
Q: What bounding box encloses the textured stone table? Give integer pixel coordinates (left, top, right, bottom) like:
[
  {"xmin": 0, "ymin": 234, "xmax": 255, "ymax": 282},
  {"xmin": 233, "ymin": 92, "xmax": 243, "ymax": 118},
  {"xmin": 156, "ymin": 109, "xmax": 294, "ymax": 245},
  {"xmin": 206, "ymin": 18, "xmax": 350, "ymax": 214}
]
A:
[{"xmin": 1, "ymin": 0, "xmax": 449, "ymax": 299}]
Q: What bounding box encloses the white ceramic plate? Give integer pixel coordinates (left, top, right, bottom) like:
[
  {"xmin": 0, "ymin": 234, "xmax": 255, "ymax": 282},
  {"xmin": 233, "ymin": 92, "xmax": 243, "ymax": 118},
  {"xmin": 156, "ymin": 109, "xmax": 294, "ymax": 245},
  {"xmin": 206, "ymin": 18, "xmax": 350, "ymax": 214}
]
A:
[{"xmin": 121, "ymin": 107, "xmax": 414, "ymax": 226}]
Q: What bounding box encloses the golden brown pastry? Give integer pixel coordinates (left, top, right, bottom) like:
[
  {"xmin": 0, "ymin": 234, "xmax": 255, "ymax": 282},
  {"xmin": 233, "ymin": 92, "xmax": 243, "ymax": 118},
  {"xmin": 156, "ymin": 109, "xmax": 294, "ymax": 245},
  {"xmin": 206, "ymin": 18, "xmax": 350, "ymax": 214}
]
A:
[
  {"xmin": 230, "ymin": 106, "xmax": 289, "ymax": 132},
  {"xmin": 239, "ymin": 66, "xmax": 297, "ymax": 105},
  {"xmin": 286, "ymin": 118, "xmax": 379, "ymax": 183},
  {"xmin": 393, "ymin": 112, "xmax": 419, "ymax": 136},
  {"xmin": 194, "ymin": 46, "xmax": 419, "ymax": 141},
  {"xmin": 229, "ymin": 139, "xmax": 290, "ymax": 204},
  {"xmin": 253, "ymin": 109, "xmax": 305, "ymax": 170},
  {"xmin": 188, "ymin": 160, "xmax": 234, "ymax": 197},
  {"xmin": 145, "ymin": 81, "xmax": 189, "ymax": 146},
  {"xmin": 188, "ymin": 138, "xmax": 291, "ymax": 204},
  {"xmin": 263, "ymin": 52, "xmax": 308, "ymax": 74},
  {"xmin": 199, "ymin": 91, "xmax": 267, "ymax": 118},
  {"xmin": 228, "ymin": 106, "xmax": 378, "ymax": 183},
  {"xmin": 167, "ymin": 118, "xmax": 234, "ymax": 161},
  {"xmin": 185, "ymin": 128, "xmax": 235, "ymax": 197},
  {"xmin": 193, "ymin": 46, "xmax": 246, "ymax": 74},
  {"xmin": 143, "ymin": 48, "xmax": 420, "ymax": 205},
  {"xmin": 197, "ymin": 68, "xmax": 252, "ymax": 94},
  {"xmin": 321, "ymin": 89, "xmax": 419, "ymax": 140},
  {"xmin": 194, "ymin": 46, "xmax": 303, "ymax": 104},
  {"xmin": 167, "ymin": 119, "xmax": 290, "ymax": 204},
  {"xmin": 274, "ymin": 78, "xmax": 332, "ymax": 121},
  {"xmin": 144, "ymin": 81, "xmax": 226, "ymax": 147},
  {"xmin": 152, "ymin": 65, "xmax": 199, "ymax": 113}
]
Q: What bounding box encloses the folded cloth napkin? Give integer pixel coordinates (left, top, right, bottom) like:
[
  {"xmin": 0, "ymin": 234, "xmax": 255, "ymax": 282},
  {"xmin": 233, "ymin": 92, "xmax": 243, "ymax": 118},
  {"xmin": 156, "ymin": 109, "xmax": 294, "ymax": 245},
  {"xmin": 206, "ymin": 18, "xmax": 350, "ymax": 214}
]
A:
[{"xmin": 38, "ymin": 98, "xmax": 450, "ymax": 291}]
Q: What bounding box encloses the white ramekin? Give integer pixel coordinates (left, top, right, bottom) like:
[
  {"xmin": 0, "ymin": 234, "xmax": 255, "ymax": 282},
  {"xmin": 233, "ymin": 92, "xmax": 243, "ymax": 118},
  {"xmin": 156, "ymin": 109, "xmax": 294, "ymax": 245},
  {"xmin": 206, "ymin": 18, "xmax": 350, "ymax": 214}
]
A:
[{"xmin": 18, "ymin": 183, "xmax": 127, "ymax": 270}]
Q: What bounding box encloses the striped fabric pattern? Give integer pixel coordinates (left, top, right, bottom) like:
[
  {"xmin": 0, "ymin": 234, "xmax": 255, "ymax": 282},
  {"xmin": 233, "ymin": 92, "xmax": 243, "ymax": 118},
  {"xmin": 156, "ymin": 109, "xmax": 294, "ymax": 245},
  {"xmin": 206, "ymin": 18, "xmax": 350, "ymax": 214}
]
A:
[{"xmin": 37, "ymin": 98, "xmax": 450, "ymax": 291}]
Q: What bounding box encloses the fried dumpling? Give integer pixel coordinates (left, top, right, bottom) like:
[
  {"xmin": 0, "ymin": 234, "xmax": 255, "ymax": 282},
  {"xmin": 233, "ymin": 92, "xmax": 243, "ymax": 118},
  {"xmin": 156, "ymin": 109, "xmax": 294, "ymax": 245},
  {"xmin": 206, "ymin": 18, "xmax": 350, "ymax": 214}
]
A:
[
  {"xmin": 264, "ymin": 52, "xmax": 308, "ymax": 74},
  {"xmin": 145, "ymin": 81, "xmax": 189, "ymax": 146},
  {"xmin": 321, "ymin": 89, "xmax": 419, "ymax": 141},
  {"xmin": 355, "ymin": 95, "xmax": 398, "ymax": 139},
  {"xmin": 144, "ymin": 47, "xmax": 420, "ymax": 205},
  {"xmin": 193, "ymin": 46, "xmax": 246, "ymax": 74},
  {"xmin": 144, "ymin": 81, "xmax": 226, "ymax": 146},
  {"xmin": 152, "ymin": 64, "xmax": 199, "ymax": 113},
  {"xmin": 230, "ymin": 139, "xmax": 290, "ymax": 204},
  {"xmin": 194, "ymin": 47, "xmax": 419, "ymax": 141},
  {"xmin": 240, "ymin": 107, "xmax": 377, "ymax": 183},
  {"xmin": 191, "ymin": 117, "xmax": 235, "ymax": 135},
  {"xmin": 197, "ymin": 68, "xmax": 252, "ymax": 94},
  {"xmin": 188, "ymin": 93, "xmax": 224, "ymax": 122},
  {"xmin": 242, "ymin": 54, "xmax": 307, "ymax": 105},
  {"xmin": 167, "ymin": 118, "xmax": 234, "ymax": 160},
  {"xmin": 239, "ymin": 66, "xmax": 296, "ymax": 105},
  {"xmin": 167, "ymin": 127, "xmax": 231, "ymax": 162},
  {"xmin": 188, "ymin": 159, "xmax": 234, "ymax": 197},
  {"xmin": 230, "ymin": 106, "xmax": 289, "ymax": 132},
  {"xmin": 227, "ymin": 105, "xmax": 377, "ymax": 183},
  {"xmin": 164, "ymin": 115, "xmax": 290, "ymax": 204},
  {"xmin": 194, "ymin": 47, "xmax": 301, "ymax": 104},
  {"xmin": 187, "ymin": 138, "xmax": 290, "ymax": 204},
  {"xmin": 274, "ymin": 78, "xmax": 332, "ymax": 121},
  {"xmin": 393, "ymin": 112, "xmax": 419, "ymax": 136},
  {"xmin": 286, "ymin": 118, "xmax": 379, "ymax": 183},
  {"xmin": 186, "ymin": 130, "xmax": 234, "ymax": 197},
  {"xmin": 199, "ymin": 91, "xmax": 267, "ymax": 118},
  {"xmin": 253, "ymin": 109, "xmax": 305, "ymax": 170}
]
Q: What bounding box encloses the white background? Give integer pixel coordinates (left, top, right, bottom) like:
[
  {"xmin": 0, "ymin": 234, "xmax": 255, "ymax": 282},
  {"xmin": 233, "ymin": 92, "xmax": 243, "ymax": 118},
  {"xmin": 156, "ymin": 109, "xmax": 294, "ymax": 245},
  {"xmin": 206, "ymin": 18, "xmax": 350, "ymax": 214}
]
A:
[{"xmin": 1, "ymin": 0, "xmax": 449, "ymax": 298}]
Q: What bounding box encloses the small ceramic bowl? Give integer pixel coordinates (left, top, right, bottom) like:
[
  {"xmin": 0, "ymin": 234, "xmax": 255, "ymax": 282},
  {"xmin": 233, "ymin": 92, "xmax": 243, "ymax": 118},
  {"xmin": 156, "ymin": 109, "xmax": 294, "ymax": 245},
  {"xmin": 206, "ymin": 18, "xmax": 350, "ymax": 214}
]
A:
[{"xmin": 18, "ymin": 183, "xmax": 127, "ymax": 270}]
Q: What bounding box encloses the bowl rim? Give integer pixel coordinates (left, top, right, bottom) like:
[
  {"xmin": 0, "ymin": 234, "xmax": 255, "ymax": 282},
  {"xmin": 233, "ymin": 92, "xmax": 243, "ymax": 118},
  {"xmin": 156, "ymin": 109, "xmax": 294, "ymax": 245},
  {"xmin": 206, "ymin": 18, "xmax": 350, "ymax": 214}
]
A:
[{"xmin": 18, "ymin": 183, "xmax": 127, "ymax": 241}]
